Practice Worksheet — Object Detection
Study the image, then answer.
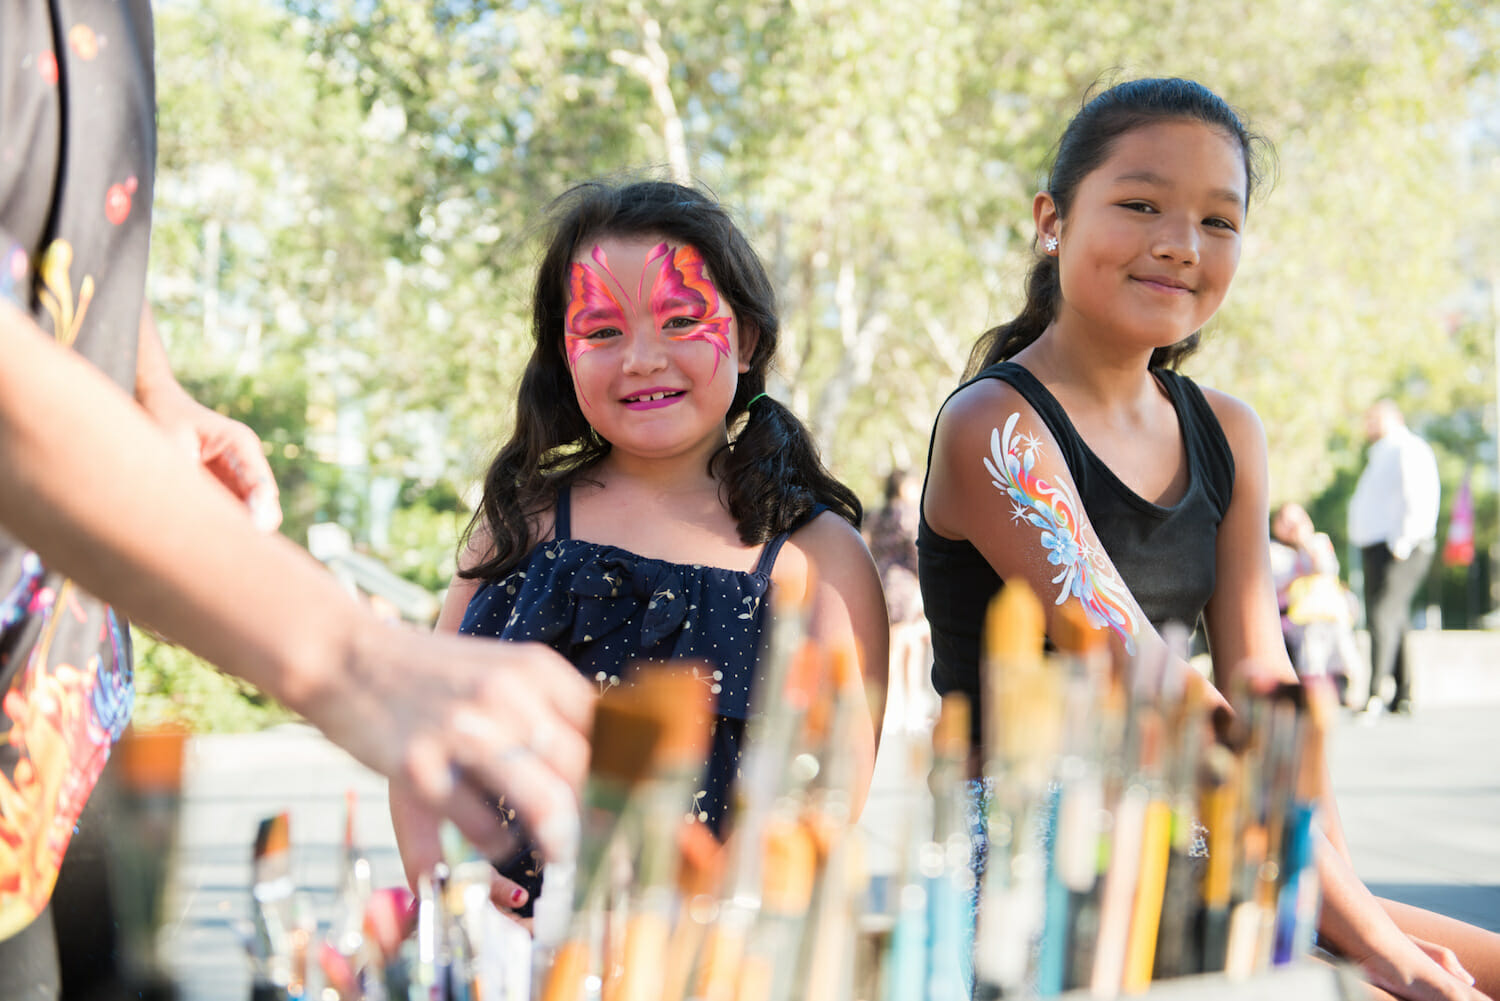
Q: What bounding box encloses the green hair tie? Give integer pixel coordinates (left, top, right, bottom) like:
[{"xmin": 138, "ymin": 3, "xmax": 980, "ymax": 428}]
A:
[{"xmin": 746, "ymin": 392, "xmax": 768, "ymax": 408}]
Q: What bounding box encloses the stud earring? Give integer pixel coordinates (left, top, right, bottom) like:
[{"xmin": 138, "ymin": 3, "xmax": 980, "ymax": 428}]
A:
[{"xmin": 1044, "ymin": 235, "xmax": 1059, "ymax": 253}]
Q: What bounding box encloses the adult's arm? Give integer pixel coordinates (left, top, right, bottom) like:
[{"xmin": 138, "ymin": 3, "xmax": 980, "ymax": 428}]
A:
[{"xmin": 0, "ymin": 302, "xmax": 592, "ymax": 865}]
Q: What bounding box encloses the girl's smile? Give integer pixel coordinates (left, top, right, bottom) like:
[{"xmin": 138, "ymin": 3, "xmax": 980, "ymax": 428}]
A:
[{"xmin": 622, "ymin": 387, "xmax": 685, "ymax": 409}]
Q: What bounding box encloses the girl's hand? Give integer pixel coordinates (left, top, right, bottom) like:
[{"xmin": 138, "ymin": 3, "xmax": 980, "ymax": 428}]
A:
[
  {"xmin": 1406, "ymin": 936, "xmax": 1479, "ymax": 992},
  {"xmin": 489, "ymin": 870, "xmax": 534, "ymax": 928},
  {"xmin": 1350, "ymin": 934, "xmax": 1491, "ymax": 1001}
]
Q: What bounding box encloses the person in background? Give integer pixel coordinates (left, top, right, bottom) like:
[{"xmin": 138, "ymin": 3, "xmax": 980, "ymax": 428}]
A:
[
  {"xmin": 866, "ymin": 468, "xmax": 937, "ymax": 733},
  {"xmin": 1270, "ymin": 501, "xmax": 1363, "ymax": 706},
  {"xmin": 2, "ymin": 4, "xmax": 592, "ymax": 994},
  {"xmin": 1347, "ymin": 399, "xmax": 1440, "ymax": 717},
  {"xmin": 389, "ymin": 179, "xmax": 889, "ymax": 918}
]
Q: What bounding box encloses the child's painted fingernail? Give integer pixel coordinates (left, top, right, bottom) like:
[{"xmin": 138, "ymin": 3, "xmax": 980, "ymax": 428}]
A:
[{"xmin": 510, "ymin": 887, "xmax": 528, "ymax": 906}]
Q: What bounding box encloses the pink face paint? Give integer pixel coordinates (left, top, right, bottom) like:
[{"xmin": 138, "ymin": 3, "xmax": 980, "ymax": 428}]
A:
[
  {"xmin": 563, "ymin": 241, "xmax": 735, "ymax": 384},
  {"xmin": 983, "ymin": 412, "xmax": 1143, "ymax": 652},
  {"xmin": 650, "ymin": 244, "xmax": 733, "ymax": 375},
  {"xmin": 564, "ymin": 248, "xmax": 627, "ymax": 367}
]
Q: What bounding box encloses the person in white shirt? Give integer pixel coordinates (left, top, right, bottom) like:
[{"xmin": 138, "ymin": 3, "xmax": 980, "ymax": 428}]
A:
[{"xmin": 1347, "ymin": 399, "xmax": 1440, "ymax": 715}]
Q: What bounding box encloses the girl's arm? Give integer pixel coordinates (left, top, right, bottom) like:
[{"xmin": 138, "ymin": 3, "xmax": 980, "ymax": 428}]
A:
[
  {"xmin": 1202, "ymin": 392, "xmax": 1497, "ymax": 1001},
  {"xmin": 0, "ymin": 302, "xmax": 592, "ymax": 869},
  {"xmin": 787, "ymin": 510, "xmax": 891, "ymax": 820},
  {"xmin": 924, "ymin": 378, "xmax": 1219, "ymax": 706},
  {"xmin": 391, "ymin": 525, "xmax": 544, "ymax": 918}
]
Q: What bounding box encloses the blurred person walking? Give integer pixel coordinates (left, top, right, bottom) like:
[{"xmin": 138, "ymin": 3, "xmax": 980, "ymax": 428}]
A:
[{"xmin": 1347, "ymin": 400, "xmax": 1439, "ymax": 716}]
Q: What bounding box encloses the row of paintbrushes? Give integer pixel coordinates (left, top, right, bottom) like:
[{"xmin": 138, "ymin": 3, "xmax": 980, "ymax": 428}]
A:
[
  {"xmin": 965, "ymin": 582, "xmax": 1334, "ymax": 998},
  {"xmin": 245, "ymin": 792, "xmax": 535, "ymax": 1000},
  {"xmin": 245, "ymin": 577, "xmax": 1335, "ymax": 1000}
]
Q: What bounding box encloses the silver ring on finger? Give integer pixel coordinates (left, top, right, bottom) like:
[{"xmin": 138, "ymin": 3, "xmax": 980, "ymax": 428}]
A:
[
  {"xmin": 527, "ymin": 718, "xmax": 558, "ymax": 759},
  {"xmin": 496, "ymin": 743, "xmax": 533, "ymax": 768}
]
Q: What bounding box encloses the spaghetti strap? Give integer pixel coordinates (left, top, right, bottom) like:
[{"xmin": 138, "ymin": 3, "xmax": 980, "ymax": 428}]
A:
[
  {"xmin": 751, "ymin": 503, "xmax": 828, "ymax": 577},
  {"xmin": 752, "ymin": 533, "xmax": 788, "ymax": 577},
  {"xmin": 553, "ymin": 487, "xmax": 572, "ymax": 540}
]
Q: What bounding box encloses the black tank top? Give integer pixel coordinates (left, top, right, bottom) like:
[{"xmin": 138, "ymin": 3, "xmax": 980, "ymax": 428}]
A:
[{"xmin": 917, "ymin": 362, "xmax": 1235, "ymax": 746}]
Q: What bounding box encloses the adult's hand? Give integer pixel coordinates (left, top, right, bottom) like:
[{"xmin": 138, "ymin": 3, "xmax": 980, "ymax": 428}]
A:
[
  {"xmin": 134, "ymin": 303, "xmax": 281, "ymax": 531},
  {"xmin": 317, "ymin": 624, "xmax": 595, "ymax": 871},
  {"xmin": 142, "ymin": 387, "xmax": 282, "ymax": 533}
]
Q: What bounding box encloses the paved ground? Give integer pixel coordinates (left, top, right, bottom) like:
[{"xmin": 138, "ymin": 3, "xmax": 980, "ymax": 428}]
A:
[{"xmin": 151, "ymin": 698, "xmax": 1500, "ymax": 1001}]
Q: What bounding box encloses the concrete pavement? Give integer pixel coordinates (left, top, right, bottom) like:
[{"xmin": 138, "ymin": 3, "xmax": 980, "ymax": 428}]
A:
[{"xmin": 152, "ymin": 699, "xmax": 1500, "ymax": 1000}]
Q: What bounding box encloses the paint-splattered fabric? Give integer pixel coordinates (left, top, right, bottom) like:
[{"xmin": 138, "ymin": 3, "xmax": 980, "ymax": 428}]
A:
[
  {"xmin": 1, "ymin": 0, "xmax": 155, "ymax": 945},
  {"xmin": 917, "ymin": 362, "xmax": 1235, "ymax": 750},
  {"xmin": 462, "ymin": 488, "xmax": 814, "ymax": 910}
]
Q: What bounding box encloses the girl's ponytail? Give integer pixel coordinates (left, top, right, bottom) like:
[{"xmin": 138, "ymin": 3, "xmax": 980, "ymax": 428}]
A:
[
  {"xmin": 714, "ymin": 391, "xmax": 862, "ymax": 545},
  {"xmin": 964, "ymin": 254, "xmax": 1061, "ymax": 378}
]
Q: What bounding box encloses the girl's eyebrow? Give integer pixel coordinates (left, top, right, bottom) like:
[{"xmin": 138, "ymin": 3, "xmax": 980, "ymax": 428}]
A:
[
  {"xmin": 1112, "ymin": 170, "xmax": 1245, "ymax": 208},
  {"xmin": 568, "ymin": 302, "xmax": 625, "ymax": 327},
  {"xmin": 657, "ymin": 293, "xmax": 705, "ymax": 314}
]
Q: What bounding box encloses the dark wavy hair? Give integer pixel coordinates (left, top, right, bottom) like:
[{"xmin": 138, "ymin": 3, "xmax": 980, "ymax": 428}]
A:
[
  {"xmin": 965, "ymin": 77, "xmax": 1273, "ymax": 379},
  {"xmin": 462, "ymin": 179, "xmax": 862, "ymax": 581}
]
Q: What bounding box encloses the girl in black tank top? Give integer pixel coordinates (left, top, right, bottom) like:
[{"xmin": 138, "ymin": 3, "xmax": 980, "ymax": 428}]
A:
[{"xmin": 917, "ymin": 77, "xmax": 1500, "ymax": 996}]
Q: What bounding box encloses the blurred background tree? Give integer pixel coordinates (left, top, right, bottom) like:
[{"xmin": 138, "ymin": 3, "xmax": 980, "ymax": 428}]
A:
[{"xmin": 139, "ymin": 0, "xmax": 1500, "ymax": 727}]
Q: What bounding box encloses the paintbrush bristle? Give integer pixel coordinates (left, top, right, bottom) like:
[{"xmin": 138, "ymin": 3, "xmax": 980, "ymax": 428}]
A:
[
  {"xmin": 1052, "ymin": 602, "xmax": 1106, "ymax": 655},
  {"xmin": 587, "ymin": 692, "xmax": 669, "ymax": 787},
  {"xmin": 984, "ymin": 582, "xmax": 1045, "ymax": 664},
  {"xmin": 934, "ymin": 694, "xmax": 970, "ymax": 759},
  {"xmin": 254, "ymin": 812, "xmax": 290, "ymax": 859},
  {"xmin": 627, "ymin": 666, "xmax": 715, "ymax": 768}
]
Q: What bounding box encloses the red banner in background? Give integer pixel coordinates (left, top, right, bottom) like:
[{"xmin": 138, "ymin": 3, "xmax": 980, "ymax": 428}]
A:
[{"xmin": 1443, "ymin": 470, "xmax": 1475, "ymax": 567}]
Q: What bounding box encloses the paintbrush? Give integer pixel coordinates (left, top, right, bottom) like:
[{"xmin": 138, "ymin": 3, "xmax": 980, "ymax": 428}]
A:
[
  {"xmin": 1223, "ymin": 688, "xmax": 1273, "ymax": 978},
  {"xmin": 660, "ymin": 821, "xmax": 726, "ymax": 1001},
  {"xmin": 609, "ymin": 669, "xmax": 715, "ymax": 1001},
  {"xmin": 877, "ymin": 725, "xmax": 932, "ymax": 1001},
  {"xmin": 1089, "ymin": 632, "xmax": 1170, "ymax": 998},
  {"xmin": 1273, "ymin": 680, "xmax": 1331, "ymax": 965},
  {"xmin": 924, "ymin": 693, "xmax": 977, "ymax": 1001},
  {"xmin": 795, "ymin": 642, "xmax": 869, "ymax": 1001},
  {"xmin": 732, "ymin": 813, "xmax": 820, "ymax": 1001},
  {"xmin": 1064, "ymin": 647, "xmax": 1126, "ymax": 993},
  {"xmin": 691, "ymin": 619, "xmax": 822, "ymax": 1001},
  {"xmin": 1194, "ymin": 708, "xmax": 1242, "ymax": 972},
  {"xmin": 973, "ymin": 582, "xmax": 1061, "ymax": 997},
  {"xmin": 1251, "ymin": 687, "xmax": 1301, "ymax": 971},
  {"xmin": 1149, "ymin": 623, "xmax": 1207, "ymax": 981},
  {"xmin": 1036, "ymin": 605, "xmax": 1108, "ymax": 996},
  {"xmin": 534, "ymin": 690, "xmax": 667, "ymax": 1001},
  {"xmin": 250, "ymin": 811, "xmax": 296, "ymax": 994}
]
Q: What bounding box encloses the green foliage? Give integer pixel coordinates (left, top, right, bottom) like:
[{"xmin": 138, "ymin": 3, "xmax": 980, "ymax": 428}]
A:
[
  {"xmin": 386, "ymin": 480, "xmax": 470, "ymax": 592},
  {"xmin": 130, "ymin": 629, "xmax": 297, "ymax": 734},
  {"xmin": 146, "ymin": 0, "xmax": 1500, "ymax": 669}
]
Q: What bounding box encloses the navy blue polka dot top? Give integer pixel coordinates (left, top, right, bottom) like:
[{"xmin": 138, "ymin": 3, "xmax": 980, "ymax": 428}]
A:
[{"xmin": 462, "ymin": 487, "xmax": 813, "ymax": 909}]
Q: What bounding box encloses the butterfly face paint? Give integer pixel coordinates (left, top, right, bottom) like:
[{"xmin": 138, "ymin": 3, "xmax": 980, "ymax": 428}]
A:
[
  {"xmin": 984, "ymin": 412, "xmax": 1143, "ymax": 653},
  {"xmin": 564, "ymin": 241, "xmax": 733, "ymax": 375},
  {"xmin": 561, "ymin": 236, "xmax": 746, "ymax": 460}
]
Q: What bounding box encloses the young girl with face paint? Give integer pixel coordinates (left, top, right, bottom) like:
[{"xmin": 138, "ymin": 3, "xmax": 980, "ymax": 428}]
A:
[
  {"xmin": 918, "ymin": 78, "xmax": 1500, "ymax": 1000},
  {"xmin": 390, "ymin": 180, "xmax": 889, "ymax": 920}
]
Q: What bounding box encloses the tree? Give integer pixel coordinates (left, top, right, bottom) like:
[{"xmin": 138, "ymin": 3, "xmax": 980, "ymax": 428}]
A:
[{"xmin": 152, "ymin": 0, "xmax": 1500, "ymax": 610}]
